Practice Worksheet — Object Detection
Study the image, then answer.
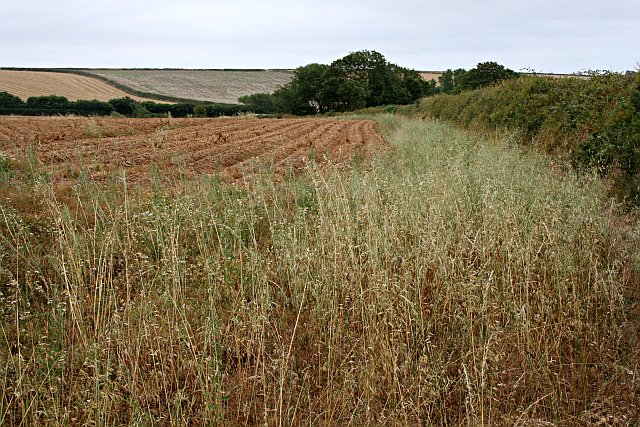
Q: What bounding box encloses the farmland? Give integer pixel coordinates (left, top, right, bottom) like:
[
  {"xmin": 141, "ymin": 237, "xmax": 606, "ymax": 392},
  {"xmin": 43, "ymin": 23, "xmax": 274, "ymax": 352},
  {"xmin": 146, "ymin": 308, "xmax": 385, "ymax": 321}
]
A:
[
  {"xmin": 81, "ymin": 69, "xmax": 295, "ymax": 103},
  {"xmin": 0, "ymin": 116, "xmax": 387, "ymax": 184},
  {"xmin": 419, "ymin": 71, "xmax": 442, "ymax": 81},
  {"xmin": 1, "ymin": 113, "xmax": 637, "ymax": 425},
  {"xmin": 0, "ymin": 70, "xmax": 161, "ymax": 103}
]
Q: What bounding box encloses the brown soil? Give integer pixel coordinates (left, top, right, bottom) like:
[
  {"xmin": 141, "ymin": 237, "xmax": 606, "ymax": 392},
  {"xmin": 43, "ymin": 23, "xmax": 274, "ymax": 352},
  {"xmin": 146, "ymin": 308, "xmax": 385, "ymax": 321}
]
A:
[{"xmin": 0, "ymin": 116, "xmax": 389, "ymax": 185}]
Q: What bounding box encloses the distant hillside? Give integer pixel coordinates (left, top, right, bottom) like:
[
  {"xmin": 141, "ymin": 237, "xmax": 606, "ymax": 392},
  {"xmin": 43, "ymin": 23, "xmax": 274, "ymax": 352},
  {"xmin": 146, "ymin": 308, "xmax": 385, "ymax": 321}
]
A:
[
  {"xmin": 0, "ymin": 70, "xmax": 161, "ymax": 103},
  {"xmin": 80, "ymin": 69, "xmax": 294, "ymax": 104}
]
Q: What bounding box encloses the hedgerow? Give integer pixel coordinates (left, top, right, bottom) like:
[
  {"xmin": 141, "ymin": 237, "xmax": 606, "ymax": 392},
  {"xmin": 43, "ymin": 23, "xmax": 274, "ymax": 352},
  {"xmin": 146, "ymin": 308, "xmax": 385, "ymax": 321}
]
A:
[{"xmin": 407, "ymin": 72, "xmax": 640, "ymax": 206}]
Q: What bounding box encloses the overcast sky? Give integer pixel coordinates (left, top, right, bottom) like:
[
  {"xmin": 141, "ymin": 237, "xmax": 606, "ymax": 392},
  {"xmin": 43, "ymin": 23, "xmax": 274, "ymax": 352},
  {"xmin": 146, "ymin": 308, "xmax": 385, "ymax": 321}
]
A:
[{"xmin": 2, "ymin": 0, "xmax": 638, "ymax": 73}]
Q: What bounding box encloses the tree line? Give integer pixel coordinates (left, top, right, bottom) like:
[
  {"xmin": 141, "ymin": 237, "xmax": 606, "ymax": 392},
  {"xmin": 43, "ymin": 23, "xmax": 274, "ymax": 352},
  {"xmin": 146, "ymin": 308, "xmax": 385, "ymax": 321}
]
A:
[
  {"xmin": 437, "ymin": 61, "xmax": 519, "ymax": 94},
  {"xmin": 239, "ymin": 52, "xmax": 520, "ymax": 115},
  {"xmin": 0, "ymin": 92, "xmax": 251, "ymax": 118}
]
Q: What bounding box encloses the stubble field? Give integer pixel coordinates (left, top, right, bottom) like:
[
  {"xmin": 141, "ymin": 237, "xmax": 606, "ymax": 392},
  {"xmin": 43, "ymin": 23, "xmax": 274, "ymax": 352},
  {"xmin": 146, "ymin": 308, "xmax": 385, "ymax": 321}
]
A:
[
  {"xmin": 0, "ymin": 70, "xmax": 160, "ymax": 102},
  {"xmin": 81, "ymin": 69, "xmax": 295, "ymax": 103}
]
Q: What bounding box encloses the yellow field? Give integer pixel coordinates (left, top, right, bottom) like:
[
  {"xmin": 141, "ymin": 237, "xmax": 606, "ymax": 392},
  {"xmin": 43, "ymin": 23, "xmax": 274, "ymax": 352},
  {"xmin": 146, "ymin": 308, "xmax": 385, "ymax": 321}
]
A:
[
  {"xmin": 419, "ymin": 71, "xmax": 442, "ymax": 81},
  {"xmin": 0, "ymin": 70, "xmax": 162, "ymax": 102}
]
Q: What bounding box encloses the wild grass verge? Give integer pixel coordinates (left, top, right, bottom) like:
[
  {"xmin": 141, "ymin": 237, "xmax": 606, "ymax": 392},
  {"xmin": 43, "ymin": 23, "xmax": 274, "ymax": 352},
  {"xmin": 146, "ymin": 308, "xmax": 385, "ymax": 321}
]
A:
[
  {"xmin": 0, "ymin": 116, "xmax": 638, "ymax": 425},
  {"xmin": 403, "ymin": 73, "xmax": 640, "ymax": 207}
]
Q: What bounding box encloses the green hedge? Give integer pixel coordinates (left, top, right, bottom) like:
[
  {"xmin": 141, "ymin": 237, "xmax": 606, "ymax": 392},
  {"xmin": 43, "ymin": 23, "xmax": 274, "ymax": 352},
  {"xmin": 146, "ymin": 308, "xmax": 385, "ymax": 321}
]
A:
[
  {"xmin": 407, "ymin": 73, "xmax": 640, "ymax": 206},
  {"xmin": 0, "ymin": 92, "xmax": 251, "ymax": 118}
]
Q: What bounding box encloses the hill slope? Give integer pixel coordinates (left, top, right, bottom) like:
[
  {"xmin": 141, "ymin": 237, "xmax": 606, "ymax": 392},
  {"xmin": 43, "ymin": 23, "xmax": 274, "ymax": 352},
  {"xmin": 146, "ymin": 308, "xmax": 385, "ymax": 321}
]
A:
[
  {"xmin": 81, "ymin": 69, "xmax": 294, "ymax": 104},
  {"xmin": 0, "ymin": 70, "xmax": 161, "ymax": 102}
]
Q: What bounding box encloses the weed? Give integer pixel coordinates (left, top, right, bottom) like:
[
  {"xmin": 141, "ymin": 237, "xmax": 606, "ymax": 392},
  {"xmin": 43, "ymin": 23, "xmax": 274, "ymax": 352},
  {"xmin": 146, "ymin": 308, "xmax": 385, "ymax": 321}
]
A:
[{"xmin": 0, "ymin": 117, "xmax": 637, "ymax": 425}]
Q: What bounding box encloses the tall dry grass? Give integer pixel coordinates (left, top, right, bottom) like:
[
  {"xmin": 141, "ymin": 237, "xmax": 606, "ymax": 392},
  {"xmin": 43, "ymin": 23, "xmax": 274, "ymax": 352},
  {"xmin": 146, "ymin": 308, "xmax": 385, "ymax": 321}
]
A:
[{"xmin": 0, "ymin": 116, "xmax": 637, "ymax": 425}]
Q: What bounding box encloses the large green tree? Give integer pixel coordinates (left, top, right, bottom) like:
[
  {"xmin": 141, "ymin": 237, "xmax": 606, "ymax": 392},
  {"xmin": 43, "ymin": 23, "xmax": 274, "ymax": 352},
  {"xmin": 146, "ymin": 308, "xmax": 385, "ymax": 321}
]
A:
[
  {"xmin": 273, "ymin": 63, "xmax": 329, "ymax": 115},
  {"xmin": 463, "ymin": 61, "xmax": 518, "ymax": 90},
  {"xmin": 438, "ymin": 68, "xmax": 468, "ymax": 94},
  {"xmin": 273, "ymin": 50, "xmax": 429, "ymax": 115},
  {"xmin": 0, "ymin": 91, "xmax": 24, "ymax": 107},
  {"xmin": 322, "ymin": 50, "xmax": 412, "ymax": 107},
  {"xmin": 319, "ymin": 75, "xmax": 369, "ymax": 112}
]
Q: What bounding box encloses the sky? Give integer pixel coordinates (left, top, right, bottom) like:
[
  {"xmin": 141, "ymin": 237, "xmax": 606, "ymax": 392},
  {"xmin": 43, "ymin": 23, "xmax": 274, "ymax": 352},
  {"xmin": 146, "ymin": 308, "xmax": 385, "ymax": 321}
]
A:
[{"xmin": 1, "ymin": 0, "xmax": 638, "ymax": 73}]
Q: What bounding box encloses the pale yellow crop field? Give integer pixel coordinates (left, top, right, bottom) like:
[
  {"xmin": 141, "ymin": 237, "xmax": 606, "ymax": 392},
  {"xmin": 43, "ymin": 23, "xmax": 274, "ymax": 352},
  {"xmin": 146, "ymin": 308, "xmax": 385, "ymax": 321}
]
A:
[{"xmin": 0, "ymin": 70, "xmax": 161, "ymax": 102}]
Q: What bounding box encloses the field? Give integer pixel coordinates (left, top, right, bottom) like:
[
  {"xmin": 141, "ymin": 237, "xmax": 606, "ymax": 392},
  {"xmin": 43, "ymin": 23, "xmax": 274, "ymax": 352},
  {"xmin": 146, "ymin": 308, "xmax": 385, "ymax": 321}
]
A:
[
  {"xmin": 81, "ymin": 69, "xmax": 295, "ymax": 103},
  {"xmin": 0, "ymin": 115, "xmax": 638, "ymax": 425},
  {"xmin": 0, "ymin": 116, "xmax": 387, "ymax": 184},
  {"xmin": 419, "ymin": 71, "xmax": 442, "ymax": 82},
  {"xmin": 0, "ymin": 70, "xmax": 161, "ymax": 103}
]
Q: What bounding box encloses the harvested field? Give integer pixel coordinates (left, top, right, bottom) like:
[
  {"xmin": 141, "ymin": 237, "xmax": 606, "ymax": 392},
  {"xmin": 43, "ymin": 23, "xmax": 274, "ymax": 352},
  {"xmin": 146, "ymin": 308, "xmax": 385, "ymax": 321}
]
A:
[
  {"xmin": 420, "ymin": 71, "xmax": 442, "ymax": 82},
  {"xmin": 0, "ymin": 70, "xmax": 162, "ymax": 102},
  {"xmin": 0, "ymin": 116, "xmax": 388, "ymax": 184},
  {"xmin": 82, "ymin": 69, "xmax": 294, "ymax": 103}
]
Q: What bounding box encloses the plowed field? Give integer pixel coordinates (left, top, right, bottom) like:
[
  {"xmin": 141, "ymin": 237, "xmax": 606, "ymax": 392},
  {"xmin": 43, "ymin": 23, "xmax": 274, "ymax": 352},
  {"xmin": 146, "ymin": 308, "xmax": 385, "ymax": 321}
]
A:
[{"xmin": 0, "ymin": 116, "xmax": 388, "ymax": 184}]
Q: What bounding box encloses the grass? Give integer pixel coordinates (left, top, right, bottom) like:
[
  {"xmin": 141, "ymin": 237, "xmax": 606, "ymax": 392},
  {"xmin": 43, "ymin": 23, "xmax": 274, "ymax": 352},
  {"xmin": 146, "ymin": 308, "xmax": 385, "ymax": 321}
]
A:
[{"xmin": 0, "ymin": 115, "xmax": 638, "ymax": 425}]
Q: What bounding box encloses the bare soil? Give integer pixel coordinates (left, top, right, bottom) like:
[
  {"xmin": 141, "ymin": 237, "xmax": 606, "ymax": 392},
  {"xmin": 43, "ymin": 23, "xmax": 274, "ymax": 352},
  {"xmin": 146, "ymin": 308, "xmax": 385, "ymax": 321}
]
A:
[{"xmin": 0, "ymin": 116, "xmax": 389, "ymax": 185}]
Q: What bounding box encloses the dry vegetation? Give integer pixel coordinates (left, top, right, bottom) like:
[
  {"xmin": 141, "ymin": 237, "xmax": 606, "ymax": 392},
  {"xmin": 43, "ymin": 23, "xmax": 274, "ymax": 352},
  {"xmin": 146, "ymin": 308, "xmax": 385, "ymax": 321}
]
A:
[
  {"xmin": 0, "ymin": 70, "xmax": 159, "ymax": 102},
  {"xmin": 0, "ymin": 115, "xmax": 638, "ymax": 426},
  {"xmin": 82, "ymin": 69, "xmax": 295, "ymax": 104},
  {"xmin": 419, "ymin": 71, "xmax": 443, "ymax": 82}
]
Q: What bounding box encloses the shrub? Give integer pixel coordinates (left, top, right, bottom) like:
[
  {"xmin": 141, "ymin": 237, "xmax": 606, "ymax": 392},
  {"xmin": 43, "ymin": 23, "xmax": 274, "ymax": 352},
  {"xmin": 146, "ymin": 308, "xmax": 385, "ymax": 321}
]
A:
[
  {"xmin": 0, "ymin": 91, "xmax": 25, "ymax": 107},
  {"xmin": 416, "ymin": 72, "xmax": 640, "ymax": 206}
]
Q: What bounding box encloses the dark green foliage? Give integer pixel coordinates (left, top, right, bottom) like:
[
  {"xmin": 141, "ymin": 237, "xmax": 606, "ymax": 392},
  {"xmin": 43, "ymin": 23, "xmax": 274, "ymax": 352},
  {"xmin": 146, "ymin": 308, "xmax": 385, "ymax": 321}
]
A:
[
  {"xmin": 109, "ymin": 97, "xmax": 137, "ymax": 116},
  {"xmin": 319, "ymin": 75, "xmax": 369, "ymax": 112},
  {"xmin": 73, "ymin": 99, "xmax": 114, "ymax": 115},
  {"xmin": 0, "ymin": 91, "xmax": 25, "ymax": 107},
  {"xmin": 415, "ymin": 72, "xmax": 640, "ymax": 206},
  {"xmin": 26, "ymin": 95, "xmax": 70, "ymax": 109},
  {"xmin": 204, "ymin": 103, "xmax": 251, "ymax": 117},
  {"xmin": 193, "ymin": 104, "xmax": 208, "ymax": 118},
  {"xmin": 272, "ymin": 51, "xmax": 429, "ymax": 115},
  {"xmin": 325, "ymin": 50, "xmax": 411, "ymax": 107},
  {"xmin": 238, "ymin": 93, "xmax": 282, "ymax": 114},
  {"xmin": 438, "ymin": 69, "xmax": 468, "ymax": 94},
  {"xmin": 463, "ymin": 62, "xmax": 518, "ymax": 90},
  {"xmin": 132, "ymin": 103, "xmax": 154, "ymax": 118},
  {"xmin": 0, "ymin": 91, "xmax": 249, "ymax": 118},
  {"xmin": 274, "ymin": 63, "xmax": 329, "ymax": 115},
  {"xmin": 143, "ymin": 102, "xmax": 194, "ymax": 118},
  {"xmin": 0, "ymin": 94, "xmax": 114, "ymax": 116}
]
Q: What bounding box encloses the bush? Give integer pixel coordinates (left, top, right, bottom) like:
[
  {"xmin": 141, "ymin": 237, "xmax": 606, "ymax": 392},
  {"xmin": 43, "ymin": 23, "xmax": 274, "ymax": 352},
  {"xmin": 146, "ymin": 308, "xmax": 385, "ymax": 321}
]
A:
[
  {"xmin": 193, "ymin": 104, "xmax": 207, "ymax": 117},
  {"xmin": 416, "ymin": 72, "xmax": 640, "ymax": 206},
  {"xmin": 0, "ymin": 91, "xmax": 25, "ymax": 107},
  {"xmin": 238, "ymin": 93, "xmax": 282, "ymax": 114}
]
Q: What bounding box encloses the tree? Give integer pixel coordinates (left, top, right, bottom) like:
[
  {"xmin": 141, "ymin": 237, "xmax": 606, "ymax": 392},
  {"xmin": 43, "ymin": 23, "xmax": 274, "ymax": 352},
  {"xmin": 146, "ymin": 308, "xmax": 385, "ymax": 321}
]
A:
[
  {"xmin": 319, "ymin": 76, "xmax": 369, "ymax": 112},
  {"xmin": 463, "ymin": 62, "xmax": 518, "ymax": 90},
  {"xmin": 323, "ymin": 50, "xmax": 412, "ymax": 107},
  {"xmin": 273, "ymin": 63, "xmax": 329, "ymax": 115},
  {"xmin": 26, "ymin": 95, "xmax": 70, "ymax": 109},
  {"xmin": 0, "ymin": 91, "xmax": 24, "ymax": 107},
  {"xmin": 238, "ymin": 93, "xmax": 281, "ymax": 114},
  {"xmin": 401, "ymin": 68, "xmax": 433, "ymax": 100},
  {"xmin": 193, "ymin": 104, "xmax": 208, "ymax": 117},
  {"xmin": 438, "ymin": 68, "xmax": 468, "ymax": 94},
  {"xmin": 272, "ymin": 51, "xmax": 428, "ymax": 115},
  {"xmin": 109, "ymin": 97, "xmax": 137, "ymax": 116}
]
